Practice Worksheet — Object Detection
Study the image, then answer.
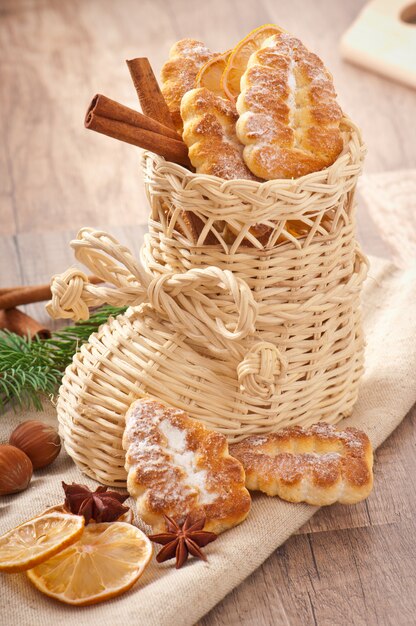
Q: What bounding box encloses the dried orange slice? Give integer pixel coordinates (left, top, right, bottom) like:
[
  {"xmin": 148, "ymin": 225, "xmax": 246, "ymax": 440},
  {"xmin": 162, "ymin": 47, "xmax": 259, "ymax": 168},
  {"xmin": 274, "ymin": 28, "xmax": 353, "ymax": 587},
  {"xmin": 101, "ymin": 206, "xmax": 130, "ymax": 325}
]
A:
[
  {"xmin": 0, "ymin": 512, "xmax": 84, "ymax": 573},
  {"xmin": 221, "ymin": 24, "xmax": 285, "ymax": 101},
  {"xmin": 27, "ymin": 522, "xmax": 153, "ymax": 606},
  {"xmin": 195, "ymin": 50, "xmax": 231, "ymax": 97}
]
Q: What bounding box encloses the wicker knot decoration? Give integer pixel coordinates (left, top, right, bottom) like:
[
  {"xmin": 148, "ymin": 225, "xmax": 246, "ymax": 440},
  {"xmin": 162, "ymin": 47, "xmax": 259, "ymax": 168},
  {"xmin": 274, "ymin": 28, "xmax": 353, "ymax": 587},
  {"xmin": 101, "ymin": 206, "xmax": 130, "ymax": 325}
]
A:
[
  {"xmin": 47, "ymin": 118, "xmax": 368, "ymax": 486},
  {"xmin": 47, "ymin": 229, "xmax": 262, "ymax": 360},
  {"xmin": 237, "ymin": 343, "xmax": 287, "ymax": 400}
]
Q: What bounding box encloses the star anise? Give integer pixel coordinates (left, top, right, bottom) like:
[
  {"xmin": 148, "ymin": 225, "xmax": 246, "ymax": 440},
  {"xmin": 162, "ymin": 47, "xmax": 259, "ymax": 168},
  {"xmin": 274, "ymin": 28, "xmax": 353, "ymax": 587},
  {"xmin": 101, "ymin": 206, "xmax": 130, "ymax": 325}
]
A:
[
  {"xmin": 62, "ymin": 482, "xmax": 129, "ymax": 524},
  {"xmin": 149, "ymin": 514, "xmax": 217, "ymax": 569}
]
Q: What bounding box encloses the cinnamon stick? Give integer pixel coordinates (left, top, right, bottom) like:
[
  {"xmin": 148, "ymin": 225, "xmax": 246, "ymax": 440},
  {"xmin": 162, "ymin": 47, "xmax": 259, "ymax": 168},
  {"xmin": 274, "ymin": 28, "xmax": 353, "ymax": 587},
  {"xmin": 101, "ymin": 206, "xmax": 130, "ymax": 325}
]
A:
[
  {"xmin": 0, "ymin": 276, "xmax": 103, "ymax": 310},
  {"xmin": 85, "ymin": 102, "xmax": 191, "ymax": 167},
  {"xmin": 126, "ymin": 57, "xmax": 177, "ymax": 132},
  {"xmin": 126, "ymin": 59, "xmax": 209, "ymax": 241},
  {"xmin": 0, "ymin": 308, "xmax": 51, "ymax": 339},
  {"xmin": 86, "ymin": 94, "xmax": 180, "ymax": 141}
]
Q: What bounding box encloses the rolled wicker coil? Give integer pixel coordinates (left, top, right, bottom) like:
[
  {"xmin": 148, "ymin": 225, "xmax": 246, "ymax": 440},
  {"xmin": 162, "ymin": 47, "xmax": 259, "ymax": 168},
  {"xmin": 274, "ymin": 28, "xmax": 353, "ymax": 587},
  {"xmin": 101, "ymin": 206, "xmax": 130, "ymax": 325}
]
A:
[{"xmin": 48, "ymin": 118, "xmax": 368, "ymax": 486}]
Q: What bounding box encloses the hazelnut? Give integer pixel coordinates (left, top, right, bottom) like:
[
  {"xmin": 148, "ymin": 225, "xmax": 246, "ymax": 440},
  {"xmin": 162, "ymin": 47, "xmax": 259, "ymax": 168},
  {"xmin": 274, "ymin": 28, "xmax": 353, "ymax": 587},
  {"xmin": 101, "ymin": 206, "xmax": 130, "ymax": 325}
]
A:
[
  {"xmin": 10, "ymin": 420, "xmax": 61, "ymax": 470},
  {"xmin": 0, "ymin": 445, "xmax": 33, "ymax": 495}
]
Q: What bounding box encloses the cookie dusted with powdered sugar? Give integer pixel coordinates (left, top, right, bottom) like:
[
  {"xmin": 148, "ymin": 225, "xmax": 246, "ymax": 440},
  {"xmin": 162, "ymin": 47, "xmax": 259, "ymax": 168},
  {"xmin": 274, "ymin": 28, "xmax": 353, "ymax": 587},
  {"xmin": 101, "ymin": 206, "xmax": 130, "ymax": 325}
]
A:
[
  {"xmin": 123, "ymin": 398, "xmax": 251, "ymax": 534},
  {"xmin": 236, "ymin": 33, "xmax": 344, "ymax": 180},
  {"xmin": 181, "ymin": 87, "xmax": 258, "ymax": 180},
  {"xmin": 161, "ymin": 39, "xmax": 214, "ymax": 133},
  {"xmin": 230, "ymin": 423, "xmax": 373, "ymax": 505}
]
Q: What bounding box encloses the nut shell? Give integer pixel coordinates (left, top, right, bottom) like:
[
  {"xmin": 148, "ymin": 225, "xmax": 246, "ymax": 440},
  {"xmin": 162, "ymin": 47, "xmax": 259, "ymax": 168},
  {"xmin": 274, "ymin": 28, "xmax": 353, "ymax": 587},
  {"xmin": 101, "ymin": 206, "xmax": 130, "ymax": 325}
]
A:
[
  {"xmin": 10, "ymin": 420, "xmax": 61, "ymax": 470},
  {"xmin": 0, "ymin": 445, "xmax": 33, "ymax": 495}
]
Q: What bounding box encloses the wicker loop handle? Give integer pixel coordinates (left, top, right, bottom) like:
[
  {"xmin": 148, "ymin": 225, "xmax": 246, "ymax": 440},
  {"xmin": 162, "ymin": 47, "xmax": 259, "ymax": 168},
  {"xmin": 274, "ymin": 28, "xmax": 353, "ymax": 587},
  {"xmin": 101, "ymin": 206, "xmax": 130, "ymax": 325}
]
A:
[
  {"xmin": 73, "ymin": 228, "xmax": 149, "ymax": 288},
  {"xmin": 237, "ymin": 342, "xmax": 287, "ymax": 400},
  {"xmin": 47, "ymin": 229, "xmax": 150, "ymax": 320},
  {"xmin": 148, "ymin": 267, "xmax": 257, "ymax": 343},
  {"xmin": 46, "ymin": 229, "xmax": 258, "ymax": 345}
]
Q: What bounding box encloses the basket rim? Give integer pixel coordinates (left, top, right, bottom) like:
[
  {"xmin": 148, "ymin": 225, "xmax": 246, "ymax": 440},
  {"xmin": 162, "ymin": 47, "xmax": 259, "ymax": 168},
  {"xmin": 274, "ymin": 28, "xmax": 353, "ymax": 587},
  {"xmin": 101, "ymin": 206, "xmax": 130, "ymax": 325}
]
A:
[{"xmin": 142, "ymin": 116, "xmax": 365, "ymax": 191}]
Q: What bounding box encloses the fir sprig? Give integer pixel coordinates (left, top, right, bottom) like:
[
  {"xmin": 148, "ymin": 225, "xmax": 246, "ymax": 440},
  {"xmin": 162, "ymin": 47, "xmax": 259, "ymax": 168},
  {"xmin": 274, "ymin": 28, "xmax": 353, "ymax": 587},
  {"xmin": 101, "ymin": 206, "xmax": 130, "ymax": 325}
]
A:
[{"xmin": 0, "ymin": 306, "xmax": 127, "ymax": 413}]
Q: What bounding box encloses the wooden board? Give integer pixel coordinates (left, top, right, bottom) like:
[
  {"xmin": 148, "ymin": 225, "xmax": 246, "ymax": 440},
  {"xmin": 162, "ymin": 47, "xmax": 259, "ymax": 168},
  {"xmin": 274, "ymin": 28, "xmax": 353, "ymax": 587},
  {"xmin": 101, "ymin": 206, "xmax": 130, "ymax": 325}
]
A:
[{"xmin": 341, "ymin": 0, "xmax": 416, "ymax": 89}]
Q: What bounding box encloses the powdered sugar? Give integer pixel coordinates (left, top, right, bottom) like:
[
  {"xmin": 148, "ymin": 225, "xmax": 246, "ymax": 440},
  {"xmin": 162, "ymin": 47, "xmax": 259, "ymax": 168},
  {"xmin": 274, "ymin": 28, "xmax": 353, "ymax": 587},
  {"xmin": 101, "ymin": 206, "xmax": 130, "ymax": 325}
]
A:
[
  {"xmin": 159, "ymin": 419, "xmax": 217, "ymax": 505},
  {"xmin": 286, "ymin": 53, "xmax": 297, "ymax": 133},
  {"xmin": 124, "ymin": 399, "xmax": 221, "ymax": 508},
  {"xmin": 159, "ymin": 419, "xmax": 187, "ymax": 451},
  {"xmin": 172, "ymin": 39, "xmax": 212, "ymax": 63}
]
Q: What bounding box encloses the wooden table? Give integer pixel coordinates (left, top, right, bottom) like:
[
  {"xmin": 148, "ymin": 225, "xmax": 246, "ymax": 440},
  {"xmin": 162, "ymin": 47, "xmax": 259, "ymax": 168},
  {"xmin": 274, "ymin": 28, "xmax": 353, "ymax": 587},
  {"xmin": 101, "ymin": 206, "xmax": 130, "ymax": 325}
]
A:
[{"xmin": 1, "ymin": 1, "xmax": 415, "ymax": 624}]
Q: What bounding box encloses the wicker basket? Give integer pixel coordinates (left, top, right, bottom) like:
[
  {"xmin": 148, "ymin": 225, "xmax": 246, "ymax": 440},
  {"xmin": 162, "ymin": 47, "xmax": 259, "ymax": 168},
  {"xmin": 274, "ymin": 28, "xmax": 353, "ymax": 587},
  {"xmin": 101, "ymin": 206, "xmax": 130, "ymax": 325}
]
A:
[{"xmin": 47, "ymin": 118, "xmax": 368, "ymax": 486}]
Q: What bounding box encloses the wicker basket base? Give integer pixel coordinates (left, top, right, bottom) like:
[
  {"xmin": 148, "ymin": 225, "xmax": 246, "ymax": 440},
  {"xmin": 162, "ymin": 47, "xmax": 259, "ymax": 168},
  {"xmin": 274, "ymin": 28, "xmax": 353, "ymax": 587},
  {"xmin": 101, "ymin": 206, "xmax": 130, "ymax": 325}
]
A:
[{"xmin": 57, "ymin": 255, "xmax": 366, "ymax": 487}]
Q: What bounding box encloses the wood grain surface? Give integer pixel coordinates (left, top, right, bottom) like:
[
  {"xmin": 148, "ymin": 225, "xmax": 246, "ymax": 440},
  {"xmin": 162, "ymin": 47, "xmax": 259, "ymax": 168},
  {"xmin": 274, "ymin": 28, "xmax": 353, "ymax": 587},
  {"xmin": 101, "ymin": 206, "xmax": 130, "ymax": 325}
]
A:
[{"xmin": 1, "ymin": 1, "xmax": 415, "ymax": 625}]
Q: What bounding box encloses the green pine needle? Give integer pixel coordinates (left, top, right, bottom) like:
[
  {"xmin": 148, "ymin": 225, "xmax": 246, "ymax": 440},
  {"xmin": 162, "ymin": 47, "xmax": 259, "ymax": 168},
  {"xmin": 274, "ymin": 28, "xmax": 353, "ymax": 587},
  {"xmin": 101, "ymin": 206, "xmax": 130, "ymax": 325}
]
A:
[{"xmin": 0, "ymin": 306, "xmax": 127, "ymax": 413}]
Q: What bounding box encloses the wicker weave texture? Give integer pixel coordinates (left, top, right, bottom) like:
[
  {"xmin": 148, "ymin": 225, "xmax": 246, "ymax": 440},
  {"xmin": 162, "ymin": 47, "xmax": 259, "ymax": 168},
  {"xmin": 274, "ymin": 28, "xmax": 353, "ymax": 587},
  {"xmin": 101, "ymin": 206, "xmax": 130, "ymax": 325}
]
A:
[{"xmin": 48, "ymin": 120, "xmax": 368, "ymax": 486}]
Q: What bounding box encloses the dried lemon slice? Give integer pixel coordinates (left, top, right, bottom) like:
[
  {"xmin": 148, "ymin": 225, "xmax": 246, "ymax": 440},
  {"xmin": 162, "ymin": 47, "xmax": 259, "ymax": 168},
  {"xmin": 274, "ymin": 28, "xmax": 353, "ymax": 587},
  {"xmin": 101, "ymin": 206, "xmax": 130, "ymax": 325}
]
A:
[
  {"xmin": 0, "ymin": 512, "xmax": 84, "ymax": 573},
  {"xmin": 27, "ymin": 522, "xmax": 153, "ymax": 606},
  {"xmin": 195, "ymin": 50, "xmax": 231, "ymax": 97},
  {"xmin": 221, "ymin": 24, "xmax": 285, "ymax": 101}
]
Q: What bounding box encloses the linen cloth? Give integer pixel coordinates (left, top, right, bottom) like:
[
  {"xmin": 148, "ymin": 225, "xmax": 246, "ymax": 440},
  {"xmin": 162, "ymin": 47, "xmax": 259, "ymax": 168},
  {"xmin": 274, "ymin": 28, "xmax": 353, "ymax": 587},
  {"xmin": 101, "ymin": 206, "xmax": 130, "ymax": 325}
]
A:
[
  {"xmin": 1, "ymin": 254, "xmax": 415, "ymax": 626},
  {"xmin": 359, "ymin": 169, "xmax": 416, "ymax": 268}
]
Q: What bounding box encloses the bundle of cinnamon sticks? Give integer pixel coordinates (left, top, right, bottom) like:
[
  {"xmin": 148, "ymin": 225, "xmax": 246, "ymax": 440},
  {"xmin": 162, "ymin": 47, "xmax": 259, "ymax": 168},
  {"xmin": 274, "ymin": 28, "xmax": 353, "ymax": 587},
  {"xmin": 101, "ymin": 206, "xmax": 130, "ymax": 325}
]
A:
[
  {"xmin": 85, "ymin": 58, "xmax": 191, "ymax": 168},
  {"xmin": 85, "ymin": 56, "xmax": 210, "ymax": 240}
]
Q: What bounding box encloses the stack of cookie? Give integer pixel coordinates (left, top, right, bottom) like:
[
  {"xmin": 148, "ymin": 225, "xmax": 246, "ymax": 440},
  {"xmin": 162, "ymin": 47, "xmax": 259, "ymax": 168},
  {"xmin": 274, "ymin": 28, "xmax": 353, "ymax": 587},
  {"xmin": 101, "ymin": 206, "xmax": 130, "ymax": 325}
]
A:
[{"xmin": 161, "ymin": 24, "xmax": 344, "ymax": 182}]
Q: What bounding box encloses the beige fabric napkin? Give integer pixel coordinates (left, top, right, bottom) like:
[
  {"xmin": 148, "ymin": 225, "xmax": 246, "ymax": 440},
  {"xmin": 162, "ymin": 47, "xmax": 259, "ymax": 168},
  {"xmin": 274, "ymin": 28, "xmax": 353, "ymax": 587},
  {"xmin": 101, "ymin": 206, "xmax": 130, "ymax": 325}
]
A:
[
  {"xmin": 1, "ymin": 255, "xmax": 415, "ymax": 626},
  {"xmin": 359, "ymin": 169, "xmax": 416, "ymax": 267}
]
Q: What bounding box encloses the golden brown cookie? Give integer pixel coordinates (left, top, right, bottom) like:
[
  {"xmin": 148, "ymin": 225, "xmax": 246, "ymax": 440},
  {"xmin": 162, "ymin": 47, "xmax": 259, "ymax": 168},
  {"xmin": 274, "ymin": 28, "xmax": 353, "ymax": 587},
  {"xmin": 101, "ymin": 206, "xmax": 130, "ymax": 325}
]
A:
[
  {"xmin": 181, "ymin": 87, "xmax": 258, "ymax": 180},
  {"xmin": 236, "ymin": 33, "xmax": 344, "ymax": 180},
  {"xmin": 161, "ymin": 39, "xmax": 214, "ymax": 133},
  {"xmin": 230, "ymin": 423, "xmax": 373, "ymax": 505},
  {"xmin": 123, "ymin": 398, "xmax": 251, "ymax": 533}
]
